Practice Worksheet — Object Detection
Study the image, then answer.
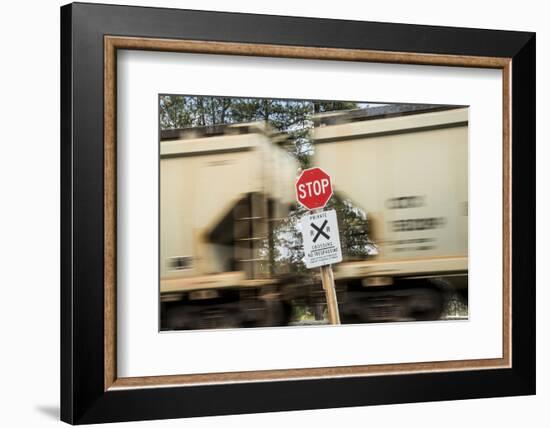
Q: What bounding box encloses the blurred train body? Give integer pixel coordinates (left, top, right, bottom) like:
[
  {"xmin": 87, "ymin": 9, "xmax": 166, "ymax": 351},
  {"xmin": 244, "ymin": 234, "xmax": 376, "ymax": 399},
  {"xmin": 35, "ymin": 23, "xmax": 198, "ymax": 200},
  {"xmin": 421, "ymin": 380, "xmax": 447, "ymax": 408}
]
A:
[
  {"xmin": 313, "ymin": 105, "xmax": 468, "ymax": 323},
  {"xmin": 160, "ymin": 105, "xmax": 468, "ymax": 330},
  {"xmin": 160, "ymin": 123, "xmax": 299, "ymax": 329}
]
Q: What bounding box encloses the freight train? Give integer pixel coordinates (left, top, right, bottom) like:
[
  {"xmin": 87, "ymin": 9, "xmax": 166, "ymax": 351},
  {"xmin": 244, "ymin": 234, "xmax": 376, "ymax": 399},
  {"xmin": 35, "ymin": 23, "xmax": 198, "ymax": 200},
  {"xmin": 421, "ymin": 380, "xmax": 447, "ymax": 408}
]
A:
[{"xmin": 160, "ymin": 105, "xmax": 468, "ymax": 330}]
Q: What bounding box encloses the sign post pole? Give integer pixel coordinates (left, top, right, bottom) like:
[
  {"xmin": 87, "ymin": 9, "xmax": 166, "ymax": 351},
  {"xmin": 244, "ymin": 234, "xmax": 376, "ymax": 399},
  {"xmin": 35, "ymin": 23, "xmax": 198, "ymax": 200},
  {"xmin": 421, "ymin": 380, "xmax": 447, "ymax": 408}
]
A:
[{"xmin": 320, "ymin": 264, "xmax": 340, "ymax": 324}]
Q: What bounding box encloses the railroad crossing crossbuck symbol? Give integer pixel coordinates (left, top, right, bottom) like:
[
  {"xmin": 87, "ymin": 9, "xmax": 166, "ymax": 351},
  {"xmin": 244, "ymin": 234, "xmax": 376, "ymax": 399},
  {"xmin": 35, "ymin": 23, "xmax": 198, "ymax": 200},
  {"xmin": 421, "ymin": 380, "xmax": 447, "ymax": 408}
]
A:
[{"xmin": 311, "ymin": 220, "xmax": 330, "ymax": 242}]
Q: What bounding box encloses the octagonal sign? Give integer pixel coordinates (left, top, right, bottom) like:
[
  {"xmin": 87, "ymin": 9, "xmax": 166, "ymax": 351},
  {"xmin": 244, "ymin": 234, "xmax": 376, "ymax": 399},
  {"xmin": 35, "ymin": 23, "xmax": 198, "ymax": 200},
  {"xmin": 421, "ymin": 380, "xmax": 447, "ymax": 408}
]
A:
[{"xmin": 295, "ymin": 167, "xmax": 333, "ymax": 210}]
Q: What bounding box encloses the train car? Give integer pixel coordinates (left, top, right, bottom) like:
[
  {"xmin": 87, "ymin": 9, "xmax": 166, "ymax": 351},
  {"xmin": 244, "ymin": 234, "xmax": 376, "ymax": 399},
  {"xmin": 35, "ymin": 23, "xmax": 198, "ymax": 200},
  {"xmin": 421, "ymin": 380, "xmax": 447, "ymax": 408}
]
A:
[
  {"xmin": 311, "ymin": 105, "xmax": 469, "ymax": 322},
  {"xmin": 160, "ymin": 122, "xmax": 299, "ymax": 329}
]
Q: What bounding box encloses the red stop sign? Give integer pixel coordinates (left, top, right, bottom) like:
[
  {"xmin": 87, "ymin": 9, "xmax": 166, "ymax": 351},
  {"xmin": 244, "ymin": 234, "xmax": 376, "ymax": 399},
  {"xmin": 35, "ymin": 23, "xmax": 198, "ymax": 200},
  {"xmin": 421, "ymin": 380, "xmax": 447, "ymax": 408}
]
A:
[{"xmin": 295, "ymin": 167, "xmax": 333, "ymax": 210}]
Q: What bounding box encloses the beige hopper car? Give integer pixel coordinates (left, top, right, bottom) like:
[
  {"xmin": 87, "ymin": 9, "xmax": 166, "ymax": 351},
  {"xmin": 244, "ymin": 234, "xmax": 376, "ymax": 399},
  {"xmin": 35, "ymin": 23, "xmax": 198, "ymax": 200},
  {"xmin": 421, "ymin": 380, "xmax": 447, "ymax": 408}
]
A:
[
  {"xmin": 160, "ymin": 122, "xmax": 298, "ymax": 329},
  {"xmin": 312, "ymin": 105, "xmax": 468, "ymax": 321}
]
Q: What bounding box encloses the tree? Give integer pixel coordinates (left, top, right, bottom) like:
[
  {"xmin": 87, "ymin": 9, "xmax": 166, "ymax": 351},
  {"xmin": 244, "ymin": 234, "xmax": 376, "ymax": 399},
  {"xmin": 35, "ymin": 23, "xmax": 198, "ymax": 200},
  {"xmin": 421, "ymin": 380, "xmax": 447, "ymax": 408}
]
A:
[{"xmin": 159, "ymin": 96, "xmax": 360, "ymax": 168}]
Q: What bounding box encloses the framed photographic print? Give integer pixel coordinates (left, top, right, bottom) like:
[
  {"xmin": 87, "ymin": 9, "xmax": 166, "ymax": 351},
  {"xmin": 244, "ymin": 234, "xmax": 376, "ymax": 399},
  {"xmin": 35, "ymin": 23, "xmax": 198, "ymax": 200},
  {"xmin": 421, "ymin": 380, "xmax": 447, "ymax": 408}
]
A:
[{"xmin": 60, "ymin": 2, "xmax": 536, "ymax": 424}]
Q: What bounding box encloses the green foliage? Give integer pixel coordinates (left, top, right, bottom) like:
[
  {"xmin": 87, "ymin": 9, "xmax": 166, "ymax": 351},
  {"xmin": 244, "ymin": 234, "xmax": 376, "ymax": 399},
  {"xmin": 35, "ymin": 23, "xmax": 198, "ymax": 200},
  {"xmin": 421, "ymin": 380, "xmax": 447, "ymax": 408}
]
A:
[
  {"xmin": 159, "ymin": 95, "xmax": 361, "ymax": 168},
  {"xmin": 269, "ymin": 203, "xmax": 310, "ymax": 275},
  {"xmin": 325, "ymin": 195, "xmax": 376, "ymax": 259},
  {"xmin": 443, "ymin": 293, "xmax": 469, "ymax": 318},
  {"xmin": 313, "ymin": 100, "xmax": 359, "ymax": 113},
  {"xmin": 291, "ymin": 305, "xmax": 314, "ymax": 321}
]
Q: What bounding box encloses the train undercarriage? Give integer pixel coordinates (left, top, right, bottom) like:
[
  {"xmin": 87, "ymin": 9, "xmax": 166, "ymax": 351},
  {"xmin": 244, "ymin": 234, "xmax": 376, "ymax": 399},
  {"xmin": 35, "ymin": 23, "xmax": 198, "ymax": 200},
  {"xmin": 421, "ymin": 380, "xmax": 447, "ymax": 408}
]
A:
[{"xmin": 161, "ymin": 274, "xmax": 467, "ymax": 331}]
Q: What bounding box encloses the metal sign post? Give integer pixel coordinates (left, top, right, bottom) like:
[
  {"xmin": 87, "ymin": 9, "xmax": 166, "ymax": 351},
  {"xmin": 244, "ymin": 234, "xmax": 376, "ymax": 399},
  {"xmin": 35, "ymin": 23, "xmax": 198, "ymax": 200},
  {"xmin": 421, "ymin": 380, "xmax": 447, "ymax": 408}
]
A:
[{"xmin": 295, "ymin": 168, "xmax": 342, "ymax": 325}]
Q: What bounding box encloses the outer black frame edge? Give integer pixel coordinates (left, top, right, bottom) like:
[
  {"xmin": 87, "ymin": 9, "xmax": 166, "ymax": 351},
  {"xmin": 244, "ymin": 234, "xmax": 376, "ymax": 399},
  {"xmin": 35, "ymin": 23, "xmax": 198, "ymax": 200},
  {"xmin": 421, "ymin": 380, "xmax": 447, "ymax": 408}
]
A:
[
  {"xmin": 510, "ymin": 33, "xmax": 536, "ymax": 394},
  {"xmin": 60, "ymin": 2, "xmax": 536, "ymax": 424},
  {"xmin": 60, "ymin": 3, "xmax": 74, "ymax": 425}
]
